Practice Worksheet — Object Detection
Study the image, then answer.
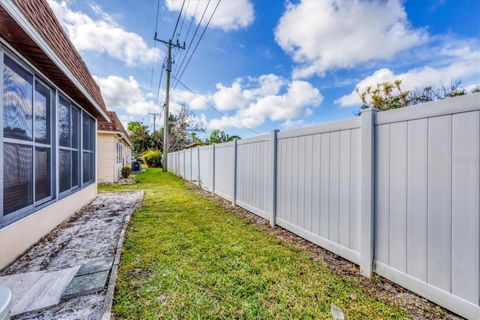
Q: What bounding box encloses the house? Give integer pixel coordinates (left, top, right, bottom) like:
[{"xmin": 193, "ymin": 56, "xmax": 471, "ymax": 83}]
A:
[
  {"xmin": 0, "ymin": 0, "xmax": 110, "ymax": 269},
  {"xmin": 97, "ymin": 111, "xmax": 133, "ymax": 183}
]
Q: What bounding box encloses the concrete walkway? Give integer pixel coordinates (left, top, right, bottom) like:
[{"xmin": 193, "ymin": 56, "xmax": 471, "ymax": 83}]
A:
[{"xmin": 0, "ymin": 191, "xmax": 143, "ymax": 320}]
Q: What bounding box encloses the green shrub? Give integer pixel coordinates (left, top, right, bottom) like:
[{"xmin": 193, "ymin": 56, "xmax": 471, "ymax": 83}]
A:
[
  {"xmin": 121, "ymin": 167, "xmax": 131, "ymax": 179},
  {"xmin": 142, "ymin": 150, "xmax": 162, "ymax": 168}
]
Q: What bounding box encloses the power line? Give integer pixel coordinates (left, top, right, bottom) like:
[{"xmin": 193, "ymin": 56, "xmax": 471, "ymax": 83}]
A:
[
  {"xmin": 170, "ymin": 0, "xmax": 186, "ymax": 40},
  {"xmin": 150, "ymin": 0, "xmax": 161, "ymax": 88},
  {"xmin": 172, "ymin": 75, "xmax": 260, "ymax": 134},
  {"xmin": 155, "ymin": 58, "xmax": 166, "ymax": 106},
  {"xmin": 171, "ymin": 0, "xmax": 211, "ymax": 89},
  {"xmin": 171, "ymin": 0, "xmax": 200, "ymax": 80},
  {"xmin": 172, "ymin": 0, "xmax": 221, "ymax": 92}
]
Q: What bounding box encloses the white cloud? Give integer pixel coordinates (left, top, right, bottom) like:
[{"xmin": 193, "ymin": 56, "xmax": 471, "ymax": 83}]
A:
[
  {"xmin": 48, "ymin": 1, "xmax": 161, "ymax": 66},
  {"xmin": 208, "ymin": 77, "xmax": 323, "ymax": 129},
  {"xmin": 94, "ymin": 75, "xmax": 158, "ymax": 115},
  {"xmin": 165, "ymin": 0, "xmax": 254, "ymax": 31},
  {"xmin": 275, "ymin": 0, "xmax": 427, "ymax": 78},
  {"xmin": 337, "ymin": 48, "xmax": 480, "ymax": 106},
  {"xmin": 212, "ymin": 74, "xmax": 286, "ymax": 111}
]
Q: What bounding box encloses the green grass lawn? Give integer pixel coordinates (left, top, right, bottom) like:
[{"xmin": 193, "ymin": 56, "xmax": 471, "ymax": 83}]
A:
[{"xmin": 99, "ymin": 168, "xmax": 408, "ymax": 319}]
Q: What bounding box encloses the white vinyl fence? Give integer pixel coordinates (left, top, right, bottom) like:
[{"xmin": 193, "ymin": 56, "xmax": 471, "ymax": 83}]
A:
[{"xmin": 168, "ymin": 94, "xmax": 480, "ymax": 319}]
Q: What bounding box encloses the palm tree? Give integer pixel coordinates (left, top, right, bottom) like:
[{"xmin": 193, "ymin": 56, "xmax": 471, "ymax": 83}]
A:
[{"xmin": 206, "ymin": 129, "xmax": 241, "ymax": 144}]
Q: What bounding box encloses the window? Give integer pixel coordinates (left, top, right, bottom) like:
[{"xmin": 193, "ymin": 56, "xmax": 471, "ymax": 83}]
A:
[
  {"xmin": 2, "ymin": 55, "xmax": 54, "ymax": 216},
  {"xmin": 82, "ymin": 112, "xmax": 95, "ymax": 184},
  {"xmin": 116, "ymin": 142, "xmax": 123, "ymax": 164},
  {"xmin": 1, "ymin": 48, "xmax": 98, "ymax": 226},
  {"xmin": 58, "ymin": 97, "xmax": 80, "ymax": 194}
]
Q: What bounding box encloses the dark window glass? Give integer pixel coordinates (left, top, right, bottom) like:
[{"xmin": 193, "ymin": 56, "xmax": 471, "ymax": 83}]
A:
[
  {"xmin": 3, "ymin": 143, "xmax": 33, "ymax": 214},
  {"xmin": 72, "ymin": 150, "xmax": 79, "ymax": 188},
  {"xmin": 59, "ymin": 98, "xmax": 70, "ymax": 147},
  {"xmin": 59, "ymin": 149, "xmax": 71, "ymax": 192},
  {"xmin": 35, "ymin": 147, "xmax": 51, "ymax": 201},
  {"xmin": 82, "ymin": 116, "xmax": 90, "ymax": 150},
  {"xmin": 72, "ymin": 107, "xmax": 79, "ymax": 149},
  {"xmin": 82, "ymin": 151, "xmax": 91, "ymax": 184},
  {"xmin": 3, "ymin": 55, "xmax": 33, "ymax": 141},
  {"xmin": 34, "ymin": 81, "xmax": 50, "ymax": 144}
]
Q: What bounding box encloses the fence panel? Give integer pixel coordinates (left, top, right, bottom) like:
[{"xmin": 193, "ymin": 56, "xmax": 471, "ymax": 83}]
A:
[
  {"xmin": 199, "ymin": 145, "xmax": 213, "ymax": 191},
  {"xmin": 166, "ymin": 94, "xmax": 480, "ymax": 319},
  {"xmin": 213, "ymin": 142, "xmax": 234, "ymax": 201},
  {"xmin": 236, "ymin": 135, "xmax": 272, "ymax": 219},
  {"xmin": 184, "ymin": 149, "xmax": 192, "ymax": 181},
  {"xmin": 192, "ymin": 148, "xmax": 199, "ymax": 184},
  {"xmin": 374, "ymin": 95, "xmax": 479, "ymax": 319},
  {"xmin": 276, "ymin": 118, "xmax": 362, "ymax": 264}
]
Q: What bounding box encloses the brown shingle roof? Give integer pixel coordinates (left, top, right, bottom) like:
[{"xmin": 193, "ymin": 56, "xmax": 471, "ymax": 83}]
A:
[
  {"xmin": 0, "ymin": 0, "xmax": 107, "ymax": 119},
  {"xmin": 98, "ymin": 111, "xmax": 132, "ymax": 147},
  {"xmin": 11, "ymin": 0, "xmax": 106, "ymax": 111}
]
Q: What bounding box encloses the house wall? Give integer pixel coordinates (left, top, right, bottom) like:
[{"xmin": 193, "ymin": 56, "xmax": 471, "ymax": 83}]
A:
[
  {"xmin": 97, "ymin": 133, "xmax": 115, "ymax": 183},
  {"xmin": 97, "ymin": 133, "xmax": 132, "ymax": 183},
  {"xmin": 0, "ymin": 183, "xmax": 96, "ymax": 270}
]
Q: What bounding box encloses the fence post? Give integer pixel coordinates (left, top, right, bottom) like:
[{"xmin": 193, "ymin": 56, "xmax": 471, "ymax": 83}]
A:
[
  {"xmin": 270, "ymin": 130, "xmax": 278, "ymax": 228},
  {"xmin": 360, "ymin": 108, "xmax": 377, "ymax": 278},
  {"xmin": 212, "ymin": 143, "xmax": 216, "ymax": 195},
  {"xmin": 232, "ymin": 138, "xmax": 238, "ymax": 207},
  {"xmin": 197, "ymin": 147, "xmax": 201, "ymax": 187}
]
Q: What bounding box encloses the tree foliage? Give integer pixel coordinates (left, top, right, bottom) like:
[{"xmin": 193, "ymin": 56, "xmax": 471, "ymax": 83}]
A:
[
  {"xmin": 127, "ymin": 105, "xmax": 205, "ymax": 156},
  {"xmin": 205, "ymin": 129, "xmax": 241, "ymax": 144},
  {"xmin": 356, "ymin": 79, "xmax": 475, "ymax": 113}
]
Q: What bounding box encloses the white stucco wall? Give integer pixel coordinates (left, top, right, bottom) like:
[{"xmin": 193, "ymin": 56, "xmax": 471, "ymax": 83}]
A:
[{"xmin": 0, "ymin": 183, "xmax": 97, "ymax": 270}]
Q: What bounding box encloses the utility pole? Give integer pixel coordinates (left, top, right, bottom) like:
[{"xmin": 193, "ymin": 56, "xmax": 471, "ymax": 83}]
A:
[
  {"xmin": 154, "ymin": 33, "xmax": 185, "ymax": 172},
  {"xmin": 148, "ymin": 111, "xmax": 162, "ymax": 132}
]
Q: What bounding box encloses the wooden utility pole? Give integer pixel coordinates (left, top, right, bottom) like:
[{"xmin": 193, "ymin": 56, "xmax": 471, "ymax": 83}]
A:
[
  {"xmin": 148, "ymin": 111, "xmax": 162, "ymax": 132},
  {"xmin": 154, "ymin": 34, "xmax": 185, "ymax": 172}
]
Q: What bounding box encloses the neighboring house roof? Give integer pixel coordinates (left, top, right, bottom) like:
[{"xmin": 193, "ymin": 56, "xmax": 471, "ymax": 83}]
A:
[
  {"xmin": 0, "ymin": 0, "xmax": 109, "ymax": 121},
  {"xmin": 98, "ymin": 111, "xmax": 133, "ymax": 148}
]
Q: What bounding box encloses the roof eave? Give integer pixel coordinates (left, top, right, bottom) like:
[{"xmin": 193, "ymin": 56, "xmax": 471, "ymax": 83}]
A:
[{"xmin": 0, "ymin": 0, "xmax": 110, "ymax": 122}]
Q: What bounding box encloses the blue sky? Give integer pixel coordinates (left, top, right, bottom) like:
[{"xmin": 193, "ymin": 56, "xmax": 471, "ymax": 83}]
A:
[{"xmin": 48, "ymin": 0, "xmax": 480, "ymax": 138}]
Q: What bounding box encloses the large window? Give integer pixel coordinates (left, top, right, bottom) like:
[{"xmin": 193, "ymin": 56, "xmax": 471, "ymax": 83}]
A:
[
  {"xmin": 82, "ymin": 112, "xmax": 95, "ymax": 184},
  {"xmin": 2, "ymin": 55, "xmax": 54, "ymax": 216},
  {"xmin": 1, "ymin": 49, "xmax": 97, "ymax": 225},
  {"xmin": 58, "ymin": 97, "xmax": 80, "ymax": 194}
]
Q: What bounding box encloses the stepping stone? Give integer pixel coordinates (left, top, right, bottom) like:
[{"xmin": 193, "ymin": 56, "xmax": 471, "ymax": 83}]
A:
[
  {"xmin": 330, "ymin": 303, "xmax": 344, "ymax": 320},
  {"xmin": 61, "ymin": 270, "xmax": 110, "ymax": 300},
  {"xmin": 77, "ymin": 258, "xmax": 113, "ymax": 276},
  {"xmin": 0, "ymin": 266, "xmax": 80, "ymax": 316}
]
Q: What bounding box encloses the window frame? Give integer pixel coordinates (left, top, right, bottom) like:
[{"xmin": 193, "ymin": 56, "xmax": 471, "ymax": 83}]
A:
[
  {"xmin": 0, "ymin": 42, "xmax": 97, "ymax": 228},
  {"xmin": 81, "ymin": 111, "xmax": 96, "ymax": 187},
  {"xmin": 58, "ymin": 97, "xmax": 81, "ymax": 198}
]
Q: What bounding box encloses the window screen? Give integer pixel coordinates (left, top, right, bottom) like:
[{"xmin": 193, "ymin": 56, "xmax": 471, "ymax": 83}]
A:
[
  {"xmin": 58, "ymin": 99, "xmax": 80, "ymax": 194},
  {"xmin": 82, "ymin": 113, "xmax": 95, "ymax": 184},
  {"xmin": 2, "ymin": 55, "xmax": 54, "ymax": 217},
  {"xmin": 35, "ymin": 147, "xmax": 51, "ymax": 201},
  {"xmin": 3, "ymin": 143, "xmax": 33, "ymax": 215},
  {"xmin": 3, "ymin": 56, "xmax": 33, "ymax": 141}
]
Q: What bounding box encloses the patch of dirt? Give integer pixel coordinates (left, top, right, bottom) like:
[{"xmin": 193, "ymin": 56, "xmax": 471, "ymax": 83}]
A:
[
  {"xmin": 1, "ymin": 191, "xmax": 143, "ymax": 320},
  {"xmin": 191, "ymin": 184, "xmax": 463, "ymax": 320}
]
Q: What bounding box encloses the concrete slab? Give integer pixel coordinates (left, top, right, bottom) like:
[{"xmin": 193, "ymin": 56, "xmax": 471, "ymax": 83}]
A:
[
  {"xmin": 62, "ymin": 270, "xmax": 110, "ymax": 300},
  {"xmin": 1, "ymin": 266, "xmax": 80, "ymax": 316},
  {"xmin": 0, "ymin": 270, "xmax": 44, "ymax": 304},
  {"xmin": 77, "ymin": 259, "xmax": 113, "ymax": 276}
]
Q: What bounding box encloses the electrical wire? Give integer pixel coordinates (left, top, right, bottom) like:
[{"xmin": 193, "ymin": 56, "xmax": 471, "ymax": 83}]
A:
[
  {"xmin": 172, "ymin": 0, "xmax": 221, "ymax": 91},
  {"xmin": 171, "ymin": 0, "xmax": 212, "ymax": 89},
  {"xmin": 150, "ymin": 0, "xmax": 161, "ymax": 88},
  {"xmin": 172, "ymin": 74, "xmax": 260, "ymax": 134},
  {"xmin": 171, "ymin": 0, "xmax": 186, "ymax": 40}
]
